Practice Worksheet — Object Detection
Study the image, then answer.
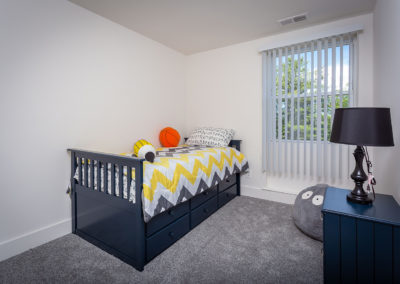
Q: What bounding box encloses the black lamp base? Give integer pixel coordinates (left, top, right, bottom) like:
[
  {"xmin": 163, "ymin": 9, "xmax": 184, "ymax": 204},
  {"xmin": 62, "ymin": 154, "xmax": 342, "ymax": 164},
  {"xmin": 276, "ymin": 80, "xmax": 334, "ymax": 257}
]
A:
[
  {"xmin": 346, "ymin": 191, "xmax": 373, "ymax": 204},
  {"xmin": 347, "ymin": 145, "xmax": 373, "ymax": 205}
]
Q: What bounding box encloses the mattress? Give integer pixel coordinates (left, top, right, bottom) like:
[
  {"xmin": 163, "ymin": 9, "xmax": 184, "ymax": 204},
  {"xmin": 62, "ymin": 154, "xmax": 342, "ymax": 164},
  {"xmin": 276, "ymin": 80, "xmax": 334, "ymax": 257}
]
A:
[{"xmin": 74, "ymin": 145, "xmax": 249, "ymax": 222}]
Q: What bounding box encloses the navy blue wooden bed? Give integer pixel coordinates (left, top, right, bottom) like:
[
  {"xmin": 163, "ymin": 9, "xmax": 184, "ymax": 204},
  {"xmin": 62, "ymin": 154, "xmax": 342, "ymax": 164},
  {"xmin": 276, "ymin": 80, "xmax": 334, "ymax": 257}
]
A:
[{"xmin": 68, "ymin": 140, "xmax": 242, "ymax": 271}]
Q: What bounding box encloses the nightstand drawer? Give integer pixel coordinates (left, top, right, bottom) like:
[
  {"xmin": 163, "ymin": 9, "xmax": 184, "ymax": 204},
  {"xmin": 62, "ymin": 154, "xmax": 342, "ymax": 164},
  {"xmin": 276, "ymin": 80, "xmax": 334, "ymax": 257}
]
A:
[
  {"xmin": 191, "ymin": 195, "xmax": 218, "ymax": 229},
  {"xmin": 146, "ymin": 214, "xmax": 190, "ymax": 261}
]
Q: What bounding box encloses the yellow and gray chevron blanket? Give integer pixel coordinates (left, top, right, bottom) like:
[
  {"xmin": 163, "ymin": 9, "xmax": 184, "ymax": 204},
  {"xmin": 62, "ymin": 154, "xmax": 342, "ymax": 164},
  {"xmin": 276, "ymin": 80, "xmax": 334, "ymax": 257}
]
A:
[
  {"xmin": 74, "ymin": 145, "xmax": 248, "ymax": 222},
  {"xmin": 139, "ymin": 145, "xmax": 248, "ymax": 222}
]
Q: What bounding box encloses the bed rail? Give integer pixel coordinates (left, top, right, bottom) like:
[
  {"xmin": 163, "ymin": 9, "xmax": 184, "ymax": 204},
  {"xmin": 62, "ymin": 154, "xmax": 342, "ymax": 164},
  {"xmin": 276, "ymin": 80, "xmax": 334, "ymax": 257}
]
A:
[
  {"xmin": 68, "ymin": 149, "xmax": 144, "ymax": 199},
  {"xmin": 68, "ymin": 148, "xmax": 144, "ymax": 214}
]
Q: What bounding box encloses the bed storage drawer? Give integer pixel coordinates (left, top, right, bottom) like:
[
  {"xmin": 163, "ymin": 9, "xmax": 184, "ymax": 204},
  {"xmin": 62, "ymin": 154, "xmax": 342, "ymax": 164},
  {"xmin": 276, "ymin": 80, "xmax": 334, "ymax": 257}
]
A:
[
  {"xmin": 146, "ymin": 202, "xmax": 189, "ymax": 237},
  {"xmin": 190, "ymin": 186, "xmax": 218, "ymax": 209},
  {"xmin": 146, "ymin": 214, "xmax": 190, "ymax": 261},
  {"xmin": 191, "ymin": 195, "xmax": 218, "ymax": 229},
  {"xmin": 219, "ymin": 174, "xmax": 236, "ymax": 192},
  {"xmin": 218, "ymin": 184, "xmax": 237, "ymax": 208}
]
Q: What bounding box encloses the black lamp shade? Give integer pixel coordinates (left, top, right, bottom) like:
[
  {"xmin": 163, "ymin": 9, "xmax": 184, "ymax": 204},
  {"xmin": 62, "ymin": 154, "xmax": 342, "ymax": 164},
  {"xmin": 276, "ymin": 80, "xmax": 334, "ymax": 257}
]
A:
[{"xmin": 330, "ymin": 107, "xmax": 394, "ymax": 146}]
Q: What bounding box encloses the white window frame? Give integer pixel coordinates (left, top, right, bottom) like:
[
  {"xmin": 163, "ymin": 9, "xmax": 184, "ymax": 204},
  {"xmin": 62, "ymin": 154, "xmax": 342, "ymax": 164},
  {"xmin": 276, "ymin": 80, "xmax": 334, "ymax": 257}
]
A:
[{"xmin": 261, "ymin": 32, "xmax": 359, "ymax": 181}]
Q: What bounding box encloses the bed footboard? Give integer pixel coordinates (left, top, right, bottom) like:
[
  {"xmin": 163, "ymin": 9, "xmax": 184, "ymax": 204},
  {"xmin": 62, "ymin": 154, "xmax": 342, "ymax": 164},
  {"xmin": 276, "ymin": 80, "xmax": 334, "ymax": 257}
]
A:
[{"xmin": 68, "ymin": 149, "xmax": 146, "ymax": 271}]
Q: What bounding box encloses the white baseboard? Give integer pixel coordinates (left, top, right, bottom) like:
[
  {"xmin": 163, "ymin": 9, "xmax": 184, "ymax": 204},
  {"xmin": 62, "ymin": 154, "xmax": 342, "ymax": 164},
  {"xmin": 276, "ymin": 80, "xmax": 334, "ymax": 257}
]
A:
[
  {"xmin": 241, "ymin": 185, "xmax": 296, "ymax": 204},
  {"xmin": 0, "ymin": 219, "xmax": 71, "ymax": 262}
]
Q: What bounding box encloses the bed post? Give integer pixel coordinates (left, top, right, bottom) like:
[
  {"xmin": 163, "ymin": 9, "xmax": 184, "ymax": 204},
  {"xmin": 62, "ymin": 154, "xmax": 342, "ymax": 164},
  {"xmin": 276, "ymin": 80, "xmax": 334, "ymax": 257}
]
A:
[
  {"xmin": 229, "ymin": 140, "xmax": 242, "ymax": 196},
  {"xmin": 134, "ymin": 160, "xmax": 146, "ymax": 271},
  {"xmin": 236, "ymin": 174, "xmax": 241, "ymax": 196},
  {"xmin": 228, "ymin": 140, "xmax": 241, "ymax": 151},
  {"xmin": 70, "ymin": 151, "xmax": 77, "ymax": 233}
]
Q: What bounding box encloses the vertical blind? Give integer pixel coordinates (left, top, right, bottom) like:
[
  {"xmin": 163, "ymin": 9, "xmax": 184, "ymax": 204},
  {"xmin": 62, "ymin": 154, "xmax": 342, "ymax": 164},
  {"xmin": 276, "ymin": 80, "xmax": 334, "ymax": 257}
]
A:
[{"xmin": 262, "ymin": 32, "xmax": 358, "ymax": 182}]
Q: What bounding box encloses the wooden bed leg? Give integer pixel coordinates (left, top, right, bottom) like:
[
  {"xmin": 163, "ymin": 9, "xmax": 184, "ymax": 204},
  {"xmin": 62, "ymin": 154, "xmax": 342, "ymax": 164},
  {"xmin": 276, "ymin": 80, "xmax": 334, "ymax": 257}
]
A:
[
  {"xmin": 134, "ymin": 160, "xmax": 146, "ymax": 270},
  {"xmin": 134, "ymin": 216, "xmax": 145, "ymax": 271},
  {"xmin": 71, "ymin": 191, "xmax": 77, "ymax": 233}
]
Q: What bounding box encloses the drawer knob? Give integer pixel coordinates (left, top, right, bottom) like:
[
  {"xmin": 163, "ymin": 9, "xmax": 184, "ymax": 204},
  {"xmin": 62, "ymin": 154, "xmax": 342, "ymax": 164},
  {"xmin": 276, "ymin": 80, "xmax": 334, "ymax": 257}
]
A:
[
  {"xmin": 225, "ymin": 178, "xmax": 230, "ymax": 183},
  {"xmin": 203, "ymin": 191, "xmax": 209, "ymax": 196},
  {"xmin": 169, "ymin": 232, "xmax": 175, "ymax": 238},
  {"xmin": 168, "ymin": 210, "xmax": 175, "ymax": 217},
  {"xmin": 203, "ymin": 208, "xmax": 209, "ymax": 214}
]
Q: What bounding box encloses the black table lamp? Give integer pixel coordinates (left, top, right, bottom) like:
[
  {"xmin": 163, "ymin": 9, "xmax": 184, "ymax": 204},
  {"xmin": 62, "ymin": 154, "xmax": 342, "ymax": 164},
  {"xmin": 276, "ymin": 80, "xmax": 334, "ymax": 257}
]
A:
[{"xmin": 330, "ymin": 107, "xmax": 394, "ymax": 204}]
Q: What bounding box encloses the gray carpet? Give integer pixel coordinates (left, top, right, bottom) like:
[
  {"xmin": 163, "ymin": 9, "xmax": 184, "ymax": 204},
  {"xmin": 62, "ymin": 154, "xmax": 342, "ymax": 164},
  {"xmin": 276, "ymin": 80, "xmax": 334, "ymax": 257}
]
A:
[{"xmin": 0, "ymin": 196, "xmax": 323, "ymax": 283}]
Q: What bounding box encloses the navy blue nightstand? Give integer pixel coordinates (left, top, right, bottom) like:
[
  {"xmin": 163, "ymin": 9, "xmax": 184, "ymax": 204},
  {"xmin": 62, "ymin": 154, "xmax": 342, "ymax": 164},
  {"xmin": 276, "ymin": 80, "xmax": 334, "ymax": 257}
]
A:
[{"xmin": 322, "ymin": 187, "xmax": 400, "ymax": 284}]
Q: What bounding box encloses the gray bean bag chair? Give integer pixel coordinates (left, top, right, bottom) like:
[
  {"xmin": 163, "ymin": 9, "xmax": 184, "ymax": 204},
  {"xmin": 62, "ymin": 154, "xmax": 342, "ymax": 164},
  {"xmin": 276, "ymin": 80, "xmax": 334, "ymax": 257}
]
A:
[{"xmin": 293, "ymin": 184, "xmax": 328, "ymax": 241}]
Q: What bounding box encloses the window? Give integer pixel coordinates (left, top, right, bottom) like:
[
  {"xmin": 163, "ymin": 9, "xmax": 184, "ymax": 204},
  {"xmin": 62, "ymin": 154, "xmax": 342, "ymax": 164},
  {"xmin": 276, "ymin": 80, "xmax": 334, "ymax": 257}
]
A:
[{"xmin": 262, "ymin": 32, "xmax": 358, "ymax": 180}]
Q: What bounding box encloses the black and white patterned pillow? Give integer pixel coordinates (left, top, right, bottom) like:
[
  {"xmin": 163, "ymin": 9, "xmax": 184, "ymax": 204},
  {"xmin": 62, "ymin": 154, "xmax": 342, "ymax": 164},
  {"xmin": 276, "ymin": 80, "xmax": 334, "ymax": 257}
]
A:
[{"xmin": 186, "ymin": 127, "xmax": 235, "ymax": 147}]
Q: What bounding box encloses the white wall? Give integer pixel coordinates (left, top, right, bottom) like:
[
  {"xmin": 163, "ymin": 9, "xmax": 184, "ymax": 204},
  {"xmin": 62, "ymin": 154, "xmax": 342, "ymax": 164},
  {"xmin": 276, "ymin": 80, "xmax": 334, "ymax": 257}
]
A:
[
  {"xmin": 0, "ymin": 0, "xmax": 185, "ymax": 261},
  {"xmin": 373, "ymin": 0, "xmax": 400, "ymax": 203},
  {"xmin": 185, "ymin": 14, "xmax": 375, "ymax": 199}
]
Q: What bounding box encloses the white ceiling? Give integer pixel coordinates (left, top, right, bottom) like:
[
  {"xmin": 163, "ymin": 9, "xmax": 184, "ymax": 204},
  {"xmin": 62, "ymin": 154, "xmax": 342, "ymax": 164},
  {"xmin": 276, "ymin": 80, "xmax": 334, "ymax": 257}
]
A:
[{"xmin": 69, "ymin": 0, "xmax": 375, "ymax": 55}]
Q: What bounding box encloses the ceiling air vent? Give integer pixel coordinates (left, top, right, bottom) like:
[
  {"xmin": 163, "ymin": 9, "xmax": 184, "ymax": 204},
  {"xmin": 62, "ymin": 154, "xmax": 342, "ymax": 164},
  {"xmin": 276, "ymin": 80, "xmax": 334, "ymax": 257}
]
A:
[
  {"xmin": 293, "ymin": 14, "xmax": 307, "ymax": 23},
  {"xmin": 278, "ymin": 13, "xmax": 307, "ymax": 26},
  {"xmin": 279, "ymin": 17, "xmax": 293, "ymax": 26}
]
